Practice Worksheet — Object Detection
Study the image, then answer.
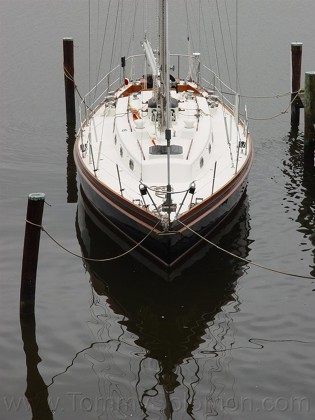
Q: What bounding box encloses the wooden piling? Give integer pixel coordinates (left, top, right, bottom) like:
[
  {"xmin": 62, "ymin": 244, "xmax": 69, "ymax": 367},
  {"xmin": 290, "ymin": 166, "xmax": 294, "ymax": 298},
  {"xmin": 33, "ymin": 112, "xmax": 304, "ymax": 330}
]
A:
[
  {"xmin": 66, "ymin": 123, "xmax": 78, "ymax": 203},
  {"xmin": 291, "ymin": 42, "xmax": 303, "ymax": 126},
  {"xmin": 304, "ymin": 71, "xmax": 315, "ymax": 167},
  {"xmin": 63, "ymin": 38, "xmax": 76, "ymax": 125},
  {"xmin": 20, "ymin": 193, "xmax": 45, "ymax": 315}
]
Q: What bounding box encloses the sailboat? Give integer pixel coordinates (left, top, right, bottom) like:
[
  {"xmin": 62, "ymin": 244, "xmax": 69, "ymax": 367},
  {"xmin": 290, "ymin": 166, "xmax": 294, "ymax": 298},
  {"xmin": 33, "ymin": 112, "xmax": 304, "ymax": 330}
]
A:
[{"xmin": 74, "ymin": 0, "xmax": 253, "ymax": 267}]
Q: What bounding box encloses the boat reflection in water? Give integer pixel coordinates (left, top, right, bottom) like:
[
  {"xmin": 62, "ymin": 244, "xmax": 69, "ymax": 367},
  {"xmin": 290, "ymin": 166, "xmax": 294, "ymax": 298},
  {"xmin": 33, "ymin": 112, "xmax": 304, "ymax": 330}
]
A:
[{"xmin": 75, "ymin": 189, "xmax": 251, "ymax": 418}]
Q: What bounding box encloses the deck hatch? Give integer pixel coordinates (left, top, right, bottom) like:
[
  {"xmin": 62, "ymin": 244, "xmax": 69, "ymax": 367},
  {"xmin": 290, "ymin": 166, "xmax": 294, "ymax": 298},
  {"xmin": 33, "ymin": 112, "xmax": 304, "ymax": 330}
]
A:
[{"xmin": 149, "ymin": 145, "xmax": 183, "ymax": 155}]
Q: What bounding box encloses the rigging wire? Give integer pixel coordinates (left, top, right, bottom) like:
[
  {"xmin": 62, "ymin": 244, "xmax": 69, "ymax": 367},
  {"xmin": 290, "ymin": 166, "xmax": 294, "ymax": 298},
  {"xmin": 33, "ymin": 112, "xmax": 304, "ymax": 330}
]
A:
[
  {"xmin": 198, "ymin": 1, "xmax": 201, "ymax": 53},
  {"xmin": 94, "ymin": 0, "xmax": 112, "ymax": 103},
  {"xmin": 88, "ymin": 0, "xmax": 91, "ymax": 106},
  {"xmin": 120, "ymin": 0, "xmax": 123, "ymax": 64},
  {"xmin": 94, "ymin": 0, "xmax": 101, "ymax": 95},
  {"xmin": 126, "ymin": 0, "xmax": 139, "ymax": 55},
  {"xmin": 215, "ymin": 0, "xmax": 232, "ymax": 88},
  {"xmin": 126, "ymin": 0, "xmax": 140, "ymax": 80},
  {"xmin": 200, "ymin": 2, "xmax": 212, "ymax": 73},
  {"xmin": 224, "ymin": 0, "xmax": 240, "ymax": 93},
  {"xmin": 207, "ymin": 1, "xmax": 234, "ymax": 167},
  {"xmin": 107, "ymin": 0, "xmax": 121, "ymax": 91},
  {"xmin": 235, "ymin": 0, "xmax": 239, "ymax": 93},
  {"xmin": 185, "ymin": 0, "xmax": 195, "ymax": 78}
]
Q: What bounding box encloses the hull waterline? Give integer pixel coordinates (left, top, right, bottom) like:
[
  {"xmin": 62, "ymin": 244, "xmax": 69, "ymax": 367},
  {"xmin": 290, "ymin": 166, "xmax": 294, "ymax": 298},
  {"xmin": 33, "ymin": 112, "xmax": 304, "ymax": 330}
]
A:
[{"xmin": 76, "ymin": 186, "xmax": 251, "ymax": 280}]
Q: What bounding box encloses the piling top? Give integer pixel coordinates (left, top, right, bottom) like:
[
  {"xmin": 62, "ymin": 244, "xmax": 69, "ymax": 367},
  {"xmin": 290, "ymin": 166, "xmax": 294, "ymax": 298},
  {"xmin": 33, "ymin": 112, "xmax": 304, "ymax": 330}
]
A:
[
  {"xmin": 28, "ymin": 193, "xmax": 46, "ymax": 201},
  {"xmin": 291, "ymin": 42, "xmax": 303, "ymax": 46}
]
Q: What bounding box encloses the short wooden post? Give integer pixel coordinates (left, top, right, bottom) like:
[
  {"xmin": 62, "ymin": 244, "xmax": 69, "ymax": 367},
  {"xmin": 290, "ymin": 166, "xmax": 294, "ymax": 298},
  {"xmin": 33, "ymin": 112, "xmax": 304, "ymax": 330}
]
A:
[
  {"xmin": 63, "ymin": 38, "xmax": 76, "ymax": 125},
  {"xmin": 304, "ymin": 72, "xmax": 315, "ymax": 167},
  {"xmin": 291, "ymin": 42, "xmax": 303, "ymax": 126},
  {"xmin": 20, "ymin": 193, "xmax": 45, "ymax": 315}
]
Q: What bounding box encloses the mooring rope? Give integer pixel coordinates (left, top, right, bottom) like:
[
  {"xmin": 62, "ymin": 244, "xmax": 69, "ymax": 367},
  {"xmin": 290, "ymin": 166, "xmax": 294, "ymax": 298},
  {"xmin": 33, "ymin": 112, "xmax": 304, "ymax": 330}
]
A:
[
  {"xmin": 221, "ymin": 89, "xmax": 299, "ymax": 99},
  {"xmin": 26, "ymin": 217, "xmax": 313, "ymax": 279},
  {"xmin": 64, "ymin": 67, "xmax": 94, "ymax": 113},
  {"xmin": 176, "ymin": 219, "xmax": 314, "ymax": 280},
  {"xmin": 25, "ymin": 219, "xmax": 159, "ymax": 262},
  {"xmin": 240, "ymin": 90, "xmax": 302, "ymax": 122}
]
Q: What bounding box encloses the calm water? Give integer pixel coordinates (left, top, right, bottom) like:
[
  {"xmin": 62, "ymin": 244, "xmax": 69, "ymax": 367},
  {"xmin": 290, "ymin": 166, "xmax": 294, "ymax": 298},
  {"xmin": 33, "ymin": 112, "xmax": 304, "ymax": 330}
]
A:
[{"xmin": 1, "ymin": 1, "xmax": 315, "ymax": 419}]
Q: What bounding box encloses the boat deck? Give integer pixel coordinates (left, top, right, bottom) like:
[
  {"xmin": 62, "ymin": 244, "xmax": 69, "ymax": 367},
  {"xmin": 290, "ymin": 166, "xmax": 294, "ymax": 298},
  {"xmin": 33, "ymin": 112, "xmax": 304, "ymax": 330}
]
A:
[{"xmin": 77, "ymin": 82, "xmax": 250, "ymax": 221}]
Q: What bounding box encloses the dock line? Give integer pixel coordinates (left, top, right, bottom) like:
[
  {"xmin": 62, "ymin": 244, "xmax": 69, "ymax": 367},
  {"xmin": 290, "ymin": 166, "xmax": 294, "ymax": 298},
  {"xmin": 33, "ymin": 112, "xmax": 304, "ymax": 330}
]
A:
[
  {"xmin": 24, "ymin": 219, "xmax": 159, "ymax": 262},
  {"xmin": 241, "ymin": 90, "xmax": 302, "ymax": 121},
  {"xmin": 25, "ymin": 217, "xmax": 314, "ymax": 279},
  {"xmin": 176, "ymin": 219, "xmax": 315, "ymax": 280}
]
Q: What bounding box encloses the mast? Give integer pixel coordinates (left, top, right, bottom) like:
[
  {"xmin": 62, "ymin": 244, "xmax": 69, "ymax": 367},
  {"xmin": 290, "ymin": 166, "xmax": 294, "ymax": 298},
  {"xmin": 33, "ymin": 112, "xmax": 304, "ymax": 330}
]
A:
[
  {"xmin": 159, "ymin": 0, "xmax": 171, "ymax": 129},
  {"xmin": 159, "ymin": 0, "xmax": 173, "ymax": 225}
]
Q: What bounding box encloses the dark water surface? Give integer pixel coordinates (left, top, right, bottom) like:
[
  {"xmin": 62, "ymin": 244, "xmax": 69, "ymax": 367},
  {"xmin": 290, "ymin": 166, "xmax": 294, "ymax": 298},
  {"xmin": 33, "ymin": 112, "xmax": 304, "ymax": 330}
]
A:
[{"xmin": 1, "ymin": 1, "xmax": 315, "ymax": 419}]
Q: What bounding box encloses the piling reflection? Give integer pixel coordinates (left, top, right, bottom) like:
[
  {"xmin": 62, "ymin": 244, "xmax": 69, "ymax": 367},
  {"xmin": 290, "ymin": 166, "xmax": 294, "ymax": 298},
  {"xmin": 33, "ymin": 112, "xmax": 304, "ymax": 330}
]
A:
[
  {"xmin": 20, "ymin": 313, "xmax": 54, "ymax": 419},
  {"xmin": 285, "ymin": 128, "xmax": 315, "ymax": 276},
  {"xmin": 66, "ymin": 122, "xmax": 78, "ymax": 203},
  {"xmin": 75, "ymin": 189, "xmax": 252, "ymax": 418}
]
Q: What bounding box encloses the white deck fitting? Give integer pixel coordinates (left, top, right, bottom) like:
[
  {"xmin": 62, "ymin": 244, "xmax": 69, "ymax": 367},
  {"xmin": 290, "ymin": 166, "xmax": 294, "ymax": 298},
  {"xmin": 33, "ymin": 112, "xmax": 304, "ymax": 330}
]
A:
[{"xmin": 78, "ymin": 83, "xmax": 250, "ymax": 221}]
